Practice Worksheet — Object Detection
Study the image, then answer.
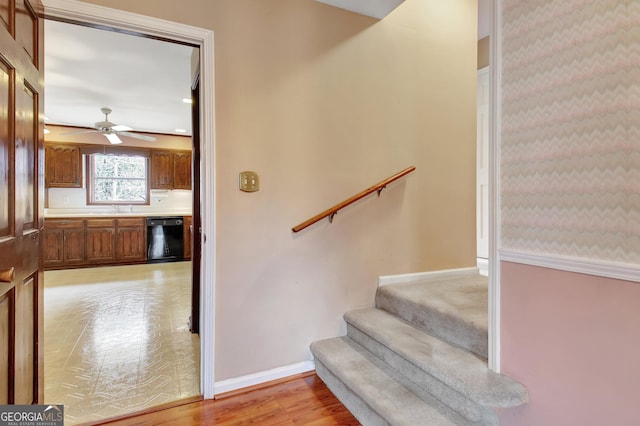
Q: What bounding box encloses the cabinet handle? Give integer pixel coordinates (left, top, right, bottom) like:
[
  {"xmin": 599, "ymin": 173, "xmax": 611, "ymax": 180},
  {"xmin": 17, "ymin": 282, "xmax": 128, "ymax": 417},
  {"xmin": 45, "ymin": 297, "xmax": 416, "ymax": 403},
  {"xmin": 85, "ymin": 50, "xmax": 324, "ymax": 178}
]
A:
[{"xmin": 0, "ymin": 267, "xmax": 15, "ymax": 283}]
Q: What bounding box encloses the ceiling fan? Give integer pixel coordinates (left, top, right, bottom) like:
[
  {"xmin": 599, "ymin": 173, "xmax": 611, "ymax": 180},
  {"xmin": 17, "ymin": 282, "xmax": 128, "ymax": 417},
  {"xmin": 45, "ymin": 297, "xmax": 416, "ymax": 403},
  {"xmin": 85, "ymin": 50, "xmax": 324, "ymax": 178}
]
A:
[{"xmin": 64, "ymin": 107, "xmax": 157, "ymax": 145}]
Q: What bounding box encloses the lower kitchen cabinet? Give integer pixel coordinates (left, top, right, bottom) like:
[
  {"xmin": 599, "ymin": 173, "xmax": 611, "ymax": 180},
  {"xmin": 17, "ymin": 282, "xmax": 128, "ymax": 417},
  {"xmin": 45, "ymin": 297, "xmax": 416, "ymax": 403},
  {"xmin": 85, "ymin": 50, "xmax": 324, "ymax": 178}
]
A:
[
  {"xmin": 43, "ymin": 219, "xmax": 85, "ymax": 268},
  {"xmin": 116, "ymin": 217, "xmax": 146, "ymax": 262},
  {"xmin": 44, "ymin": 216, "xmax": 147, "ymax": 270},
  {"xmin": 86, "ymin": 218, "xmax": 116, "ymax": 264}
]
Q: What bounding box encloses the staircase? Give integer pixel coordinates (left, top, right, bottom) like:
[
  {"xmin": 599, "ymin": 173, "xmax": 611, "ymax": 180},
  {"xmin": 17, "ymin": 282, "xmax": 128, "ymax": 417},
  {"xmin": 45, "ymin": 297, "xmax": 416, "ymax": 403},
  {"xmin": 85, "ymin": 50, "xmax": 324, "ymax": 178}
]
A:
[{"xmin": 310, "ymin": 270, "xmax": 528, "ymax": 425}]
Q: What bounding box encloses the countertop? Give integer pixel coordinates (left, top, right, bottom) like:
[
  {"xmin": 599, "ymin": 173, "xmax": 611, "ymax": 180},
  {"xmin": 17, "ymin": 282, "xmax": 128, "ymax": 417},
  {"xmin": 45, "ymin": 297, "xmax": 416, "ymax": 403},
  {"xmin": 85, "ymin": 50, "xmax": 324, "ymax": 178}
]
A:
[{"xmin": 44, "ymin": 209, "xmax": 192, "ymax": 218}]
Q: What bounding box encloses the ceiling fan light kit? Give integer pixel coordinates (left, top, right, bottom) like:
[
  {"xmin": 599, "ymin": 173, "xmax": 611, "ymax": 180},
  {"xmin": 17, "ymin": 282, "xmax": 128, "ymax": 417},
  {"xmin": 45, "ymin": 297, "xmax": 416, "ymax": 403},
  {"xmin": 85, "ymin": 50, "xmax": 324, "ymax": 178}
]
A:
[{"xmin": 62, "ymin": 107, "xmax": 157, "ymax": 144}]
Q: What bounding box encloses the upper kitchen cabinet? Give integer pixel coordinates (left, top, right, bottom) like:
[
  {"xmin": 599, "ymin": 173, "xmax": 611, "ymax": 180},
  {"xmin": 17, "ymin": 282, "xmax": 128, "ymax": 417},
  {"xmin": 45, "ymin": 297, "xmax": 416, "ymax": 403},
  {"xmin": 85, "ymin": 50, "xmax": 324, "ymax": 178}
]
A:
[
  {"xmin": 150, "ymin": 150, "xmax": 173, "ymax": 189},
  {"xmin": 173, "ymin": 151, "xmax": 192, "ymax": 190},
  {"xmin": 45, "ymin": 143, "xmax": 82, "ymax": 188},
  {"xmin": 150, "ymin": 149, "xmax": 192, "ymax": 190}
]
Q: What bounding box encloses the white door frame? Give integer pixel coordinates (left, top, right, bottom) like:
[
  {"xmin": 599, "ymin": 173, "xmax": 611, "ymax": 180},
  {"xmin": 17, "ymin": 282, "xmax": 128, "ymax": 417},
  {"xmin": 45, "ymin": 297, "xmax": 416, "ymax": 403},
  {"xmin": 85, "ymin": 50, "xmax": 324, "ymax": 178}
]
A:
[
  {"xmin": 42, "ymin": 0, "xmax": 217, "ymax": 398},
  {"xmin": 488, "ymin": 0, "xmax": 501, "ymax": 373}
]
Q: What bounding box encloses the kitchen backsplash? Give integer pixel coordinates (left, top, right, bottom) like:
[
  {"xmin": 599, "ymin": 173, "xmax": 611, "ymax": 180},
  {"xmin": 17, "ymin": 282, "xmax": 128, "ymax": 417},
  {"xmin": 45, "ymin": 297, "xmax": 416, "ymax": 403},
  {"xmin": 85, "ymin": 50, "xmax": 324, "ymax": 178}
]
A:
[{"xmin": 46, "ymin": 187, "xmax": 192, "ymax": 215}]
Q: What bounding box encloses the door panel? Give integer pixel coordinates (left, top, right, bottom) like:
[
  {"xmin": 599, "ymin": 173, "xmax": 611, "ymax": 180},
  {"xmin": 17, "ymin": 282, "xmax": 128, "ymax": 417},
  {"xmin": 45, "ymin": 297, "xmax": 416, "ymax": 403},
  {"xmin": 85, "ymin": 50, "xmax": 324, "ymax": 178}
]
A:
[
  {"xmin": 0, "ymin": 59, "xmax": 12, "ymax": 238},
  {"xmin": 16, "ymin": 82, "xmax": 37, "ymax": 230},
  {"xmin": 15, "ymin": 0, "xmax": 36, "ymax": 64},
  {"xmin": 0, "ymin": 0, "xmax": 44, "ymax": 404},
  {"xmin": 0, "ymin": 1, "xmax": 9, "ymax": 31},
  {"xmin": 14, "ymin": 274, "xmax": 35, "ymax": 404}
]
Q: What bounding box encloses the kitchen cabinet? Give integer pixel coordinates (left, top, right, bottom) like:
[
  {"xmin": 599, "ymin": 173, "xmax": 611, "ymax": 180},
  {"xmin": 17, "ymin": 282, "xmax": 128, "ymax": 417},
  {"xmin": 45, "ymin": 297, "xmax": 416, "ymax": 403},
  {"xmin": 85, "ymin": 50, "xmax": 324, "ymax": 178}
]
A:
[
  {"xmin": 183, "ymin": 216, "xmax": 192, "ymax": 260},
  {"xmin": 150, "ymin": 150, "xmax": 174, "ymax": 189},
  {"xmin": 44, "ymin": 216, "xmax": 147, "ymax": 269},
  {"xmin": 150, "ymin": 149, "xmax": 192, "ymax": 190},
  {"xmin": 173, "ymin": 151, "xmax": 192, "ymax": 189},
  {"xmin": 45, "ymin": 143, "xmax": 82, "ymax": 188},
  {"xmin": 43, "ymin": 219, "xmax": 85, "ymax": 268},
  {"xmin": 85, "ymin": 218, "xmax": 116, "ymax": 264},
  {"xmin": 116, "ymin": 217, "xmax": 146, "ymax": 262}
]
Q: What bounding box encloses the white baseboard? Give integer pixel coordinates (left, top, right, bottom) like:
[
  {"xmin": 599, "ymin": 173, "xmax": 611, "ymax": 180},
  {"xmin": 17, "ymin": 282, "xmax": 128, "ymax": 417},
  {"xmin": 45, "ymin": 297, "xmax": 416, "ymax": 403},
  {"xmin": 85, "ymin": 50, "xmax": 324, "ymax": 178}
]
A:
[
  {"xmin": 214, "ymin": 360, "xmax": 315, "ymax": 396},
  {"xmin": 378, "ymin": 267, "xmax": 480, "ymax": 287}
]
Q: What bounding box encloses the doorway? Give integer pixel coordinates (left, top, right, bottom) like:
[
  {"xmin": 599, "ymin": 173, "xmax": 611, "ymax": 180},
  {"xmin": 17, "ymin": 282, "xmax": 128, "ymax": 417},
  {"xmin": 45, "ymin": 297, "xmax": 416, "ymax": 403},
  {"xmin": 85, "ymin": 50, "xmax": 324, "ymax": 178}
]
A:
[{"xmin": 40, "ymin": 0, "xmax": 215, "ymax": 418}]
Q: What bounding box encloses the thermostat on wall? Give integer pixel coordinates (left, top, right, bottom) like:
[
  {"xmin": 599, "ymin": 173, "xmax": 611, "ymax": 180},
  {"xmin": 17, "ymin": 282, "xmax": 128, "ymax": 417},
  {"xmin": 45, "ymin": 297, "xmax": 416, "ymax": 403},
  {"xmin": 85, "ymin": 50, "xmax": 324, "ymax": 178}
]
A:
[{"xmin": 239, "ymin": 171, "xmax": 259, "ymax": 192}]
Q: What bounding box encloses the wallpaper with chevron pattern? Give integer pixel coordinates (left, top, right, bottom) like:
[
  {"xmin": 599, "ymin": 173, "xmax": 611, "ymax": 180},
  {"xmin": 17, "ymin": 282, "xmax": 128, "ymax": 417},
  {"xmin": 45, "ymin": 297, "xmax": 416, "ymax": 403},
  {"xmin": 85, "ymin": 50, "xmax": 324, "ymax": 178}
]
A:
[{"xmin": 500, "ymin": 0, "xmax": 640, "ymax": 263}]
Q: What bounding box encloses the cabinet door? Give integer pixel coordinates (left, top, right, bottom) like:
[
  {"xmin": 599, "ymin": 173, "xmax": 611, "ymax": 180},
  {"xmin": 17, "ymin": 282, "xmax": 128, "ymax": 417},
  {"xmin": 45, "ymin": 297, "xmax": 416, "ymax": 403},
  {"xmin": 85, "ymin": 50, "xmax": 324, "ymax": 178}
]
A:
[
  {"xmin": 173, "ymin": 151, "xmax": 192, "ymax": 189},
  {"xmin": 63, "ymin": 228, "xmax": 86, "ymax": 265},
  {"xmin": 183, "ymin": 216, "xmax": 192, "ymax": 260},
  {"xmin": 116, "ymin": 218, "xmax": 146, "ymax": 261},
  {"xmin": 150, "ymin": 150, "xmax": 173, "ymax": 189},
  {"xmin": 43, "ymin": 227, "xmax": 64, "ymax": 267},
  {"xmin": 45, "ymin": 144, "xmax": 82, "ymax": 188},
  {"xmin": 85, "ymin": 219, "xmax": 116, "ymax": 264},
  {"xmin": 85, "ymin": 228, "xmax": 115, "ymax": 263}
]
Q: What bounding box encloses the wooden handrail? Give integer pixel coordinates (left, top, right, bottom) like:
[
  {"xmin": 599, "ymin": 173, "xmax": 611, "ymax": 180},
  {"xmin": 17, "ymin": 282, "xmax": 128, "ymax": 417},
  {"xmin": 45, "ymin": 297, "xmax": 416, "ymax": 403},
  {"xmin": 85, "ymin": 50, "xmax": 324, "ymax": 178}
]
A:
[{"xmin": 292, "ymin": 166, "xmax": 416, "ymax": 233}]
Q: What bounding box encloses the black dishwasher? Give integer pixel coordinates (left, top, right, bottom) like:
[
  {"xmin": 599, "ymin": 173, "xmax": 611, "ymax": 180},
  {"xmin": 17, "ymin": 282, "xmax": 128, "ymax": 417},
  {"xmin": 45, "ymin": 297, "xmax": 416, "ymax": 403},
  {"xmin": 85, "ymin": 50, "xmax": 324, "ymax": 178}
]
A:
[{"xmin": 146, "ymin": 216, "xmax": 184, "ymax": 263}]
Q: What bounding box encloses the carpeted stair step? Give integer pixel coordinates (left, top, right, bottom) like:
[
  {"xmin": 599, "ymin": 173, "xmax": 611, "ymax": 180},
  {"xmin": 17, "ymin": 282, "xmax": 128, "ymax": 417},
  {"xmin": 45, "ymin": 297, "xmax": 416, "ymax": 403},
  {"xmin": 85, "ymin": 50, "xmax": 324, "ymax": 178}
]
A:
[
  {"xmin": 345, "ymin": 308, "xmax": 528, "ymax": 424},
  {"xmin": 311, "ymin": 336, "xmax": 475, "ymax": 426},
  {"xmin": 376, "ymin": 273, "xmax": 488, "ymax": 359}
]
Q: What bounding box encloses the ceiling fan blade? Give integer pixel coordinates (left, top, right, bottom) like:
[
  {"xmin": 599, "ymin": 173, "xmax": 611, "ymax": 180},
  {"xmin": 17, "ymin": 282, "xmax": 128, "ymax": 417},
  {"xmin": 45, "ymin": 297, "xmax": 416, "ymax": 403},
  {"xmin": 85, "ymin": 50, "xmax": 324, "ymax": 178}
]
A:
[
  {"xmin": 112, "ymin": 125, "xmax": 133, "ymax": 131},
  {"xmin": 61, "ymin": 129, "xmax": 99, "ymax": 136},
  {"xmin": 118, "ymin": 131, "xmax": 156, "ymax": 142},
  {"xmin": 105, "ymin": 133, "xmax": 123, "ymax": 144}
]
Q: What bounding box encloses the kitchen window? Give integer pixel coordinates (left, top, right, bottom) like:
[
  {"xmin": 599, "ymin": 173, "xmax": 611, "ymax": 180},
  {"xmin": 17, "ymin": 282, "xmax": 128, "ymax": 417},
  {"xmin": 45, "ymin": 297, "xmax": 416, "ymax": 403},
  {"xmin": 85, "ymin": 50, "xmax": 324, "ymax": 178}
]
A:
[{"xmin": 87, "ymin": 153, "xmax": 150, "ymax": 205}]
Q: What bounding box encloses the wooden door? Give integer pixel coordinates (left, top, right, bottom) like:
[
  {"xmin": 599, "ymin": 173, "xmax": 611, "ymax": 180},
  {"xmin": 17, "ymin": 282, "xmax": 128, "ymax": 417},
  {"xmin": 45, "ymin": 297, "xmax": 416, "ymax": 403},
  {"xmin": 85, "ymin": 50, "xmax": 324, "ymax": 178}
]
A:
[{"xmin": 0, "ymin": 0, "xmax": 45, "ymax": 404}]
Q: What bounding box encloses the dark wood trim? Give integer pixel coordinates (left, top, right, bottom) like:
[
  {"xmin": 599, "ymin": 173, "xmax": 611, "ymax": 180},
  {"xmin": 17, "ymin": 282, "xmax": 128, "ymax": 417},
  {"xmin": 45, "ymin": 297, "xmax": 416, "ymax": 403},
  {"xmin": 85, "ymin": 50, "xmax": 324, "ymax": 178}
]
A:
[{"xmin": 190, "ymin": 74, "xmax": 201, "ymax": 334}]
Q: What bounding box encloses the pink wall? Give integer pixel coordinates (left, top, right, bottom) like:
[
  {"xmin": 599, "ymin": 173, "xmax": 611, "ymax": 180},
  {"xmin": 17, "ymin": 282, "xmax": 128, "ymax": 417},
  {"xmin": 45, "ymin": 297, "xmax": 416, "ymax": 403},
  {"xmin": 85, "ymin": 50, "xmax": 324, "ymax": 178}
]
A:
[{"xmin": 499, "ymin": 262, "xmax": 640, "ymax": 425}]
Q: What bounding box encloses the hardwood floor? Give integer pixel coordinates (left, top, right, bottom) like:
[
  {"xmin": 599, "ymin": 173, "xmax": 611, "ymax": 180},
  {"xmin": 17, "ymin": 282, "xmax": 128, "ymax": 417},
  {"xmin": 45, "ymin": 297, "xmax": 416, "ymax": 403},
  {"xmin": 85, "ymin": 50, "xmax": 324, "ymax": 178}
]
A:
[{"xmin": 89, "ymin": 373, "xmax": 360, "ymax": 426}]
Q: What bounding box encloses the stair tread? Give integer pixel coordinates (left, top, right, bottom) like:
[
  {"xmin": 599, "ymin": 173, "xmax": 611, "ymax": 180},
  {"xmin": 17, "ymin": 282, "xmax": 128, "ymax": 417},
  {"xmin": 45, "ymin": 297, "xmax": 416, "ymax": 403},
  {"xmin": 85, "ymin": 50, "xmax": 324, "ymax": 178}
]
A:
[
  {"xmin": 311, "ymin": 336, "xmax": 473, "ymax": 426},
  {"xmin": 345, "ymin": 307, "xmax": 527, "ymax": 407},
  {"xmin": 376, "ymin": 274, "xmax": 488, "ymax": 359}
]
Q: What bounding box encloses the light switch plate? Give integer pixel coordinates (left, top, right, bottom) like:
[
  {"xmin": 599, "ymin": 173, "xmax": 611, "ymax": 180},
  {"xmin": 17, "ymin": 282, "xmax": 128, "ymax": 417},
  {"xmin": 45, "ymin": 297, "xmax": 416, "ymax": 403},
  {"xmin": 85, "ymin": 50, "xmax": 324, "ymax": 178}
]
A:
[{"xmin": 239, "ymin": 171, "xmax": 259, "ymax": 192}]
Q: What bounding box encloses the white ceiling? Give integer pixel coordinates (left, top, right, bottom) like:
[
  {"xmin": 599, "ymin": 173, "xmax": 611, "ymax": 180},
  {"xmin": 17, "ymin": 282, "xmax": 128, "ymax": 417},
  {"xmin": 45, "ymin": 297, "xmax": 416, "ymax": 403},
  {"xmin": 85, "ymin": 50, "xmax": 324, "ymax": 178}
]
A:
[{"xmin": 44, "ymin": 19, "xmax": 196, "ymax": 137}]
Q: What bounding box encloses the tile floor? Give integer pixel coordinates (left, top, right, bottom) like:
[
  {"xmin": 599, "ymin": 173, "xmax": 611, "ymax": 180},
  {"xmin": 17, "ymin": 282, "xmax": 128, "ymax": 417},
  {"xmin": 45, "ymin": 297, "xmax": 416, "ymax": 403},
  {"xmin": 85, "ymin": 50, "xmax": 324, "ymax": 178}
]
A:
[{"xmin": 44, "ymin": 262, "xmax": 200, "ymax": 425}]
